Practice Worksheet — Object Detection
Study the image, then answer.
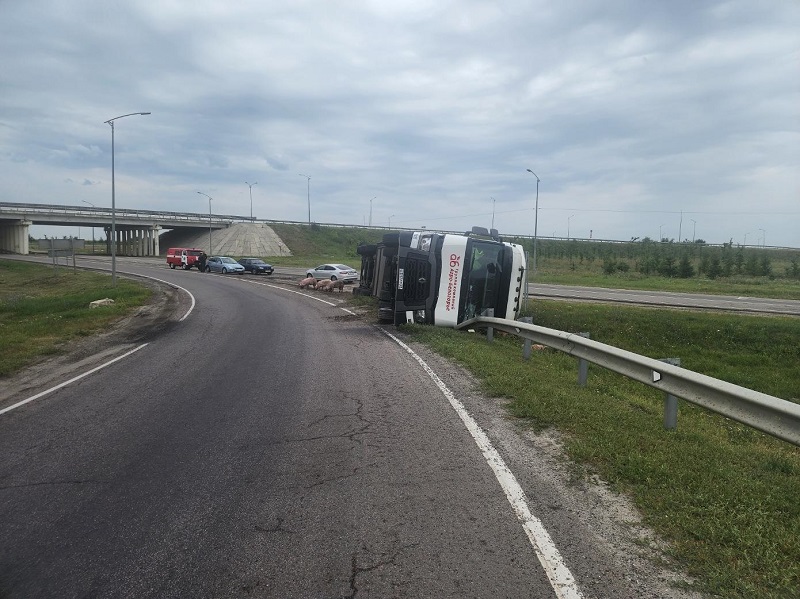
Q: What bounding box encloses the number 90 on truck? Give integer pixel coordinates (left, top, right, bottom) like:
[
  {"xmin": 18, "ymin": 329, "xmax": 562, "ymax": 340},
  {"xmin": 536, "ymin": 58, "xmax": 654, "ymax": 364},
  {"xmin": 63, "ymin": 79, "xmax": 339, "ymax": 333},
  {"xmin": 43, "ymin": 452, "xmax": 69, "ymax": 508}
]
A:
[{"xmin": 355, "ymin": 227, "xmax": 527, "ymax": 327}]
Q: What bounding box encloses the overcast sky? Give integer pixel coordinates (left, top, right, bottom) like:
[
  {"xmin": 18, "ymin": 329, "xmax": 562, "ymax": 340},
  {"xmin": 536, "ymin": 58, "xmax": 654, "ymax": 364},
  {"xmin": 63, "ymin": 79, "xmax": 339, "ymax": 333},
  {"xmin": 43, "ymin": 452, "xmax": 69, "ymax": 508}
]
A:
[{"xmin": 2, "ymin": 0, "xmax": 798, "ymax": 247}]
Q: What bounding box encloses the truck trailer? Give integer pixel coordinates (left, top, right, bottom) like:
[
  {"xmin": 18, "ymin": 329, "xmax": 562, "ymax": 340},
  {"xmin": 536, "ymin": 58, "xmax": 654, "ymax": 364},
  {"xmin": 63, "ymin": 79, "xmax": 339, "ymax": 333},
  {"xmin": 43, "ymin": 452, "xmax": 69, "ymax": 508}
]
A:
[{"xmin": 356, "ymin": 227, "xmax": 527, "ymax": 327}]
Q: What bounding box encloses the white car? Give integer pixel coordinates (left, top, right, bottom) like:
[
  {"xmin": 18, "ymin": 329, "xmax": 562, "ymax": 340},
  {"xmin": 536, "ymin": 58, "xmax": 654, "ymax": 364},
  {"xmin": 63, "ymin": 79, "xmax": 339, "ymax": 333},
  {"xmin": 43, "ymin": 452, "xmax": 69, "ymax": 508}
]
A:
[{"xmin": 306, "ymin": 263, "xmax": 359, "ymax": 283}]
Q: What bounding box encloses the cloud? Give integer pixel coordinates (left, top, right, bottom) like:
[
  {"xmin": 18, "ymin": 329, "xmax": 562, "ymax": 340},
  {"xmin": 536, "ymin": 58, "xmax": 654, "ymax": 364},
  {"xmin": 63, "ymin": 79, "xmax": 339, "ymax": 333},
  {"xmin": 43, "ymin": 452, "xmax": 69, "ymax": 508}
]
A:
[{"xmin": 1, "ymin": 0, "xmax": 798, "ymax": 246}]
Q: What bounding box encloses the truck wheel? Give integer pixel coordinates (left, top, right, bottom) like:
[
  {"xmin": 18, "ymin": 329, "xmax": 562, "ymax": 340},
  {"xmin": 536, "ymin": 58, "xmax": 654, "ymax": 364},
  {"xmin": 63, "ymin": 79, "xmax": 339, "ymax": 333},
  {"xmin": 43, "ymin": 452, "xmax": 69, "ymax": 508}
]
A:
[{"xmin": 169, "ymin": 263, "xmax": 175, "ymax": 269}]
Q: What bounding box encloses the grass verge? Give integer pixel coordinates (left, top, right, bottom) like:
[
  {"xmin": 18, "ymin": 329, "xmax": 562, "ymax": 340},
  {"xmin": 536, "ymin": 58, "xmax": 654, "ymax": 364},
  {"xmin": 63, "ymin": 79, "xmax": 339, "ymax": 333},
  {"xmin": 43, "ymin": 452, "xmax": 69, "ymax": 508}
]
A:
[
  {"xmin": 0, "ymin": 260, "xmax": 151, "ymax": 377},
  {"xmin": 400, "ymin": 300, "xmax": 799, "ymax": 599}
]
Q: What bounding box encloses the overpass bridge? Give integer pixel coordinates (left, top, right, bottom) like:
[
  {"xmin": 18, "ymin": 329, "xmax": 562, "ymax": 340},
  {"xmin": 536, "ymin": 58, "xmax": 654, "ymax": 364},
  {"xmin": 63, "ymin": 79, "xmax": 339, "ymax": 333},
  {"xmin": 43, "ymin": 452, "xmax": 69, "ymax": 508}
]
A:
[{"xmin": 0, "ymin": 201, "xmax": 249, "ymax": 256}]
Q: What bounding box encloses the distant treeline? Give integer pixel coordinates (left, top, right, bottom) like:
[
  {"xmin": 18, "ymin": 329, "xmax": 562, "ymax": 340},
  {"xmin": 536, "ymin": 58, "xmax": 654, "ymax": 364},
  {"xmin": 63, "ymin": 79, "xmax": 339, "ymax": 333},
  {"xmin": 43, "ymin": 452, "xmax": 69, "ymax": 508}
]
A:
[{"xmin": 505, "ymin": 237, "xmax": 800, "ymax": 280}]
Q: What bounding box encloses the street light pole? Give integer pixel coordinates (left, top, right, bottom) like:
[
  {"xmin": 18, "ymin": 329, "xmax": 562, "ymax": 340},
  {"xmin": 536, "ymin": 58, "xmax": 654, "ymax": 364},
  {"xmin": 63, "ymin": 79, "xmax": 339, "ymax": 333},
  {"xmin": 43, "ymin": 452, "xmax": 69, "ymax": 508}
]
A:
[
  {"xmin": 369, "ymin": 196, "xmax": 376, "ymax": 227},
  {"xmin": 104, "ymin": 111, "xmax": 150, "ymax": 286},
  {"xmin": 691, "ymin": 219, "xmax": 697, "ymax": 242},
  {"xmin": 82, "ymin": 200, "xmax": 95, "ymax": 253},
  {"xmin": 759, "ymin": 228, "xmax": 766, "ymax": 247},
  {"xmin": 389, "ymin": 214, "xmax": 395, "ymax": 228},
  {"xmin": 526, "ymin": 169, "xmax": 540, "ymax": 277},
  {"xmin": 490, "ymin": 197, "xmax": 496, "ymax": 230},
  {"xmin": 568, "ymin": 214, "xmax": 575, "ymax": 239},
  {"xmin": 245, "ymin": 181, "xmax": 257, "ymax": 220},
  {"xmin": 299, "ymin": 174, "xmax": 311, "ymax": 223},
  {"xmin": 197, "ymin": 191, "xmax": 213, "ymax": 254}
]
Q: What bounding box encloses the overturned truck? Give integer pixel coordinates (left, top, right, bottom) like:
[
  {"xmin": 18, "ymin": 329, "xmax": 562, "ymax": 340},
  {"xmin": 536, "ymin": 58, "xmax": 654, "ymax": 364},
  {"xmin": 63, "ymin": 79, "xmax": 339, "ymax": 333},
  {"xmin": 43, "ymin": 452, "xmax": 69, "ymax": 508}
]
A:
[{"xmin": 355, "ymin": 227, "xmax": 527, "ymax": 327}]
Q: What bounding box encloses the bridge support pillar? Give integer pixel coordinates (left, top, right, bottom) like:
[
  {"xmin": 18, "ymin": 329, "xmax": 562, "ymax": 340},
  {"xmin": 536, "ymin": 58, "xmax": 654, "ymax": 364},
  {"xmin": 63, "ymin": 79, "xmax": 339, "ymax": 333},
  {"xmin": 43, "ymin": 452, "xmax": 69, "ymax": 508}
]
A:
[
  {"xmin": 151, "ymin": 226, "xmax": 161, "ymax": 257},
  {"xmin": 0, "ymin": 219, "xmax": 32, "ymax": 254}
]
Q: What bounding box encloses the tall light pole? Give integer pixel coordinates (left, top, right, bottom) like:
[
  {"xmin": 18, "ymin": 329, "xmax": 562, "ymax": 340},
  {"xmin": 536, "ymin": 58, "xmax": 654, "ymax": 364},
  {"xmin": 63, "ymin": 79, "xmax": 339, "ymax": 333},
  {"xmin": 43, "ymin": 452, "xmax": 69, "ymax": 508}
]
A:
[
  {"xmin": 368, "ymin": 196, "xmax": 376, "ymax": 227},
  {"xmin": 245, "ymin": 181, "xmax": 257, "ymax": 220},
  {"xmin": 759, "ymin": 228, "xmax": 766, "ymax": 247},
  {"xmin": 389, "ymin": 214, "xmax": 395, "ymax": 228},
  {"xmin": 299, "ymin": 174, "xmax": 311, "ymax": 223},
  {"xmin": 82, "ymin": 200, "xmax": 96, "ymax": 253},
  {"xmin": 567, "ymin": 214, "xmax": 575, "ymax": 239},
  {"xmin": 105, "ymin": 111, "xmax": 150, "ymax": 286},
  {"xmin": 490, "ymin": 197, "xmax": 496, "ymax": 230},
  {"xmin": 526, "ymin": 169, "xmax": 540, "ymax": 277},
  {"xmin": 197, "ymin": 191, "xmax": 213, "ymax": 254},
  {"xmin": 691, "ymin": 219, "xmax": 697, "ymax": 242}
]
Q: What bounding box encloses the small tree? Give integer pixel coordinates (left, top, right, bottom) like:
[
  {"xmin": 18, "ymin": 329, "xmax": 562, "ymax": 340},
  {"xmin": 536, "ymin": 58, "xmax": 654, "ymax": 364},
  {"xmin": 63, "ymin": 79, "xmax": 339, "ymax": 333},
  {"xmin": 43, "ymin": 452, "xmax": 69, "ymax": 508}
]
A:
[
  {"xmin": 678, "ymin": 256, "xmax": 695, "ymax": 278},
  {"xmin": 658, "ymin": 255, "xmax": 678, "ymax": 278},
  {"xmin": 707, "ymin": 256, "xmax": 722, "ymax": 280}
]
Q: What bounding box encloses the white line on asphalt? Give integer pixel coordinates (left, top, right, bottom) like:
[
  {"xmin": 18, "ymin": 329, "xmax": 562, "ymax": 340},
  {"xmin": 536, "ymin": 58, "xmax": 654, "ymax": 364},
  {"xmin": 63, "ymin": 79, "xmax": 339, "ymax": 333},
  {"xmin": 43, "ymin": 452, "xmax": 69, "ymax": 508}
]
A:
[
  {"xmin": 0, "ymin": 344, "xmax": 149, "ymax": 417},
  {"xmin": 380, "ymin": 329, "xmax": 584, "ymax": 599},
  {"xmin": 242, "ymin": 279, "xmax": 339, "ymax": 306},
  {"xmin": 133, "ymin": 274, "xmax": 196, "ymax": 321}
]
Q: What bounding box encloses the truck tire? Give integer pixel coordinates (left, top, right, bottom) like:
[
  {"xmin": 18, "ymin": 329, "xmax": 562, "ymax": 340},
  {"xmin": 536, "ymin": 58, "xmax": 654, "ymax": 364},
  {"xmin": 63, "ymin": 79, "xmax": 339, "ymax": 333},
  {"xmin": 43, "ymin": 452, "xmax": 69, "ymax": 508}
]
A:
[
  {"xmin": 382, "ymin": 233, "xmax": 399, "ymax": 247},
  {"xmin": 357, "ymin": 243, "xmax": 377, "ymax": 257}
]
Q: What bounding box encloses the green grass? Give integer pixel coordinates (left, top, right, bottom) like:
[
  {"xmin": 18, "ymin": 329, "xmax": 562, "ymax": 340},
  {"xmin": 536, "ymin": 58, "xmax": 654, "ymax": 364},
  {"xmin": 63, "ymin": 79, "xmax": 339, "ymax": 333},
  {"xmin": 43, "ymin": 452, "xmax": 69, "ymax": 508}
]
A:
[
  {"xmin": 398, "ymin": 301, "xmax": 800, "ymax": 598},
  {"xmin": 0, "ymin": 261, "xmax": 151, "ymax": 377},
  {"xmin": 268, "ymin": 223, "xmax": 384, "ymax": 267}
]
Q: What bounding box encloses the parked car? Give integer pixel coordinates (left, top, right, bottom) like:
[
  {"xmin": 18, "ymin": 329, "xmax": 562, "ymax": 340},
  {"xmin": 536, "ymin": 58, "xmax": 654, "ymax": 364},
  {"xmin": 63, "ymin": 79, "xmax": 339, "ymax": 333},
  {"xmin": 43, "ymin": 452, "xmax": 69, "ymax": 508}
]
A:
[
  {"xmin": 306, "ymin": 263, "xmax": 359, "ymax": 283},
  {"xmin": 205, "ymin": 256, "xmax": 245, "ymax": 274},
  {"xmin": 238, "ymin": 258, "xmax": 274, "ymax": 275}
]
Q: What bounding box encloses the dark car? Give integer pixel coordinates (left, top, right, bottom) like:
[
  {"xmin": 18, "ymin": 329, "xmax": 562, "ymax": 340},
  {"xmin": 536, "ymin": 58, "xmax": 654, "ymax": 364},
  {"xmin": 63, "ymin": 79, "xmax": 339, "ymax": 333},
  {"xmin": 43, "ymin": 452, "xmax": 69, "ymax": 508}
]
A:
[{"xmin": 238, "ymin": 258, "xmax": 274, "ymax": 275}]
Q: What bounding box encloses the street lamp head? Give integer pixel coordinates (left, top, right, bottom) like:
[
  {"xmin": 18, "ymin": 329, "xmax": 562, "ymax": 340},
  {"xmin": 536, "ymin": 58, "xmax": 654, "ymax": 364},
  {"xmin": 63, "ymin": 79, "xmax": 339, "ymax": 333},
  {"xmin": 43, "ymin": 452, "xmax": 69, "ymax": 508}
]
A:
[
  {"xmin": 526, "ymin": 168, "xmax": 540, "ymax": 182},
  {"xmin": 105, "ymin": 112, "xmax": 151, "ymax": 125}
]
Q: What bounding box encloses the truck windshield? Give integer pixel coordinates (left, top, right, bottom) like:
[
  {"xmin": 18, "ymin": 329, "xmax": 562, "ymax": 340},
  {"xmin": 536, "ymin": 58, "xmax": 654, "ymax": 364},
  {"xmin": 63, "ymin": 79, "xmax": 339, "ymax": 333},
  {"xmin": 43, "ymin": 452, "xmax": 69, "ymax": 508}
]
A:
[{"xmin": 461, "ymin": 240, "xmax": 508, "ymax": 321}]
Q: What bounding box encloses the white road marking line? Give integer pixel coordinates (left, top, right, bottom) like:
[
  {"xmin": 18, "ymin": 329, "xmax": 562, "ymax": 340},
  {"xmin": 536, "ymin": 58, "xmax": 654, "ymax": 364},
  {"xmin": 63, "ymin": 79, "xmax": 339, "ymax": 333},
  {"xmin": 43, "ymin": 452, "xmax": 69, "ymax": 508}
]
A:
[
  {"xmin": 380, "ymin": 329, "xmax": 584, "ymax": 599},
  {"xmin": 0, "ymin": 343, "xmax": 149, "ymax": 417},
  {"xmin": 242, "ymin": 279, "xmax": 339, "ymax": 306},
  {"xmin": 131, "ymin": 273, "xmax": 196, "ymax": 321}
]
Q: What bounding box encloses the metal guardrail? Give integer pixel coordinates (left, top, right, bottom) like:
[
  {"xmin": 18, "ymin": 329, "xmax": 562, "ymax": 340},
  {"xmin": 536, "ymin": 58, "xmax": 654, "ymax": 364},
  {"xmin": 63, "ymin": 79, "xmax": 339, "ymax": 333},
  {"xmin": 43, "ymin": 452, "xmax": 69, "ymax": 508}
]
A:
[{"xmin": 458, "ymin": 316, "xmax": 800, "ymax": 446}]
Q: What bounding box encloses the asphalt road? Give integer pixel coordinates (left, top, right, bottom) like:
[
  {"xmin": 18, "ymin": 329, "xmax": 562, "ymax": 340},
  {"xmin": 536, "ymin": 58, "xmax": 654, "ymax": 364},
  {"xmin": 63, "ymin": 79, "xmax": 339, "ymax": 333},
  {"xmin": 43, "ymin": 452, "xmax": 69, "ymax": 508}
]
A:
[
  {"xmin": 0, "ymin": 258, "xmax": 705, "ymax": 598},
  {"xmin": 529, "ymin": 283, "xmax": 800, "ymax": 315}
]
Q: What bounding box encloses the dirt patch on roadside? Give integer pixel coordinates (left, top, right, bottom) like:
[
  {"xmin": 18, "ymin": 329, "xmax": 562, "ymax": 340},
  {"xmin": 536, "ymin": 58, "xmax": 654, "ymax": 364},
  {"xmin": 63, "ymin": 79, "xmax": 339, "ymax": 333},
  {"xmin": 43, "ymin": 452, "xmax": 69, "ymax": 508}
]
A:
[{"xmin": 0, "ymin": 277, "xmax": 190, "ymax": 405}]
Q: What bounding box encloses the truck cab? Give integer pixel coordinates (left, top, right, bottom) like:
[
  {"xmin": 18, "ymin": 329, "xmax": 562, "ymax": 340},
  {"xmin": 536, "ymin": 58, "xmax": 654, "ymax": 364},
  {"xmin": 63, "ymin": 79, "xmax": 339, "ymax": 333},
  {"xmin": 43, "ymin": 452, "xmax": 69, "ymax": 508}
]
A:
[{"xmin": 356, "ymin": 227, "xmax": 526, "ymax": 327}]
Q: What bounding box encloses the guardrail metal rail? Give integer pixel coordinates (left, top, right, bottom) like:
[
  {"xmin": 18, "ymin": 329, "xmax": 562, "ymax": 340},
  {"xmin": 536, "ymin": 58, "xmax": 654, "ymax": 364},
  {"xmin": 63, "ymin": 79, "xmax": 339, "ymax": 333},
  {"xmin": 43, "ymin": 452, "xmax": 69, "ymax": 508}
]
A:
[{"xmin": 457, "ymin": 316, "xmax": 800, "ymax": 446}]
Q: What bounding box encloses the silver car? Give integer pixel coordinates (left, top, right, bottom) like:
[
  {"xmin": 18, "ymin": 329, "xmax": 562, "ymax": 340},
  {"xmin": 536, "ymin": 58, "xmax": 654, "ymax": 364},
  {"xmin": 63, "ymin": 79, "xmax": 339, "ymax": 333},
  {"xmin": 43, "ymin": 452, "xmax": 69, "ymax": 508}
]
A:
[
  {"xmin": 205, "ymin": 256, "xmax": 245, "ymax": 274},
  {"xmin": 306, "ymin": 263, "xmax": 358, "ymax": 283}
]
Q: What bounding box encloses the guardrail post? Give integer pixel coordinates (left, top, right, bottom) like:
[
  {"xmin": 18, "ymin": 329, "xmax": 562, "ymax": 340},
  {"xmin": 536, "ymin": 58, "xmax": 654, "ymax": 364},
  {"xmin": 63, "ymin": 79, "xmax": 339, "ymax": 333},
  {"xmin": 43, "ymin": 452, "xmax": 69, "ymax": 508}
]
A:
[
  {"xmin": 484, "ymin": 308, "xmax": 495, "ymax": 342},
  {"xmin": 659, "ymin": 358, "xmax": 681, "ymax": 430},
  {"xmin": 577, "ymin": 332, "xmax": 590, "ymax": 386},
  {"xmin": 520, "ymin": 317, "xmax": 533, "ymax": 359}
]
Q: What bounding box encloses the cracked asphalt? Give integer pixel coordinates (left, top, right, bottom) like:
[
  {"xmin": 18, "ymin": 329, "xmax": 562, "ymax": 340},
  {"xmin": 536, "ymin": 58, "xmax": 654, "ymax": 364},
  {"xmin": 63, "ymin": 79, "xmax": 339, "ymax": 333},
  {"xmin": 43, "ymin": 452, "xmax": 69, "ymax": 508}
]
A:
[{"xmin": 0, "ymin": 258, "xmax": 705, "ymax": 598}]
